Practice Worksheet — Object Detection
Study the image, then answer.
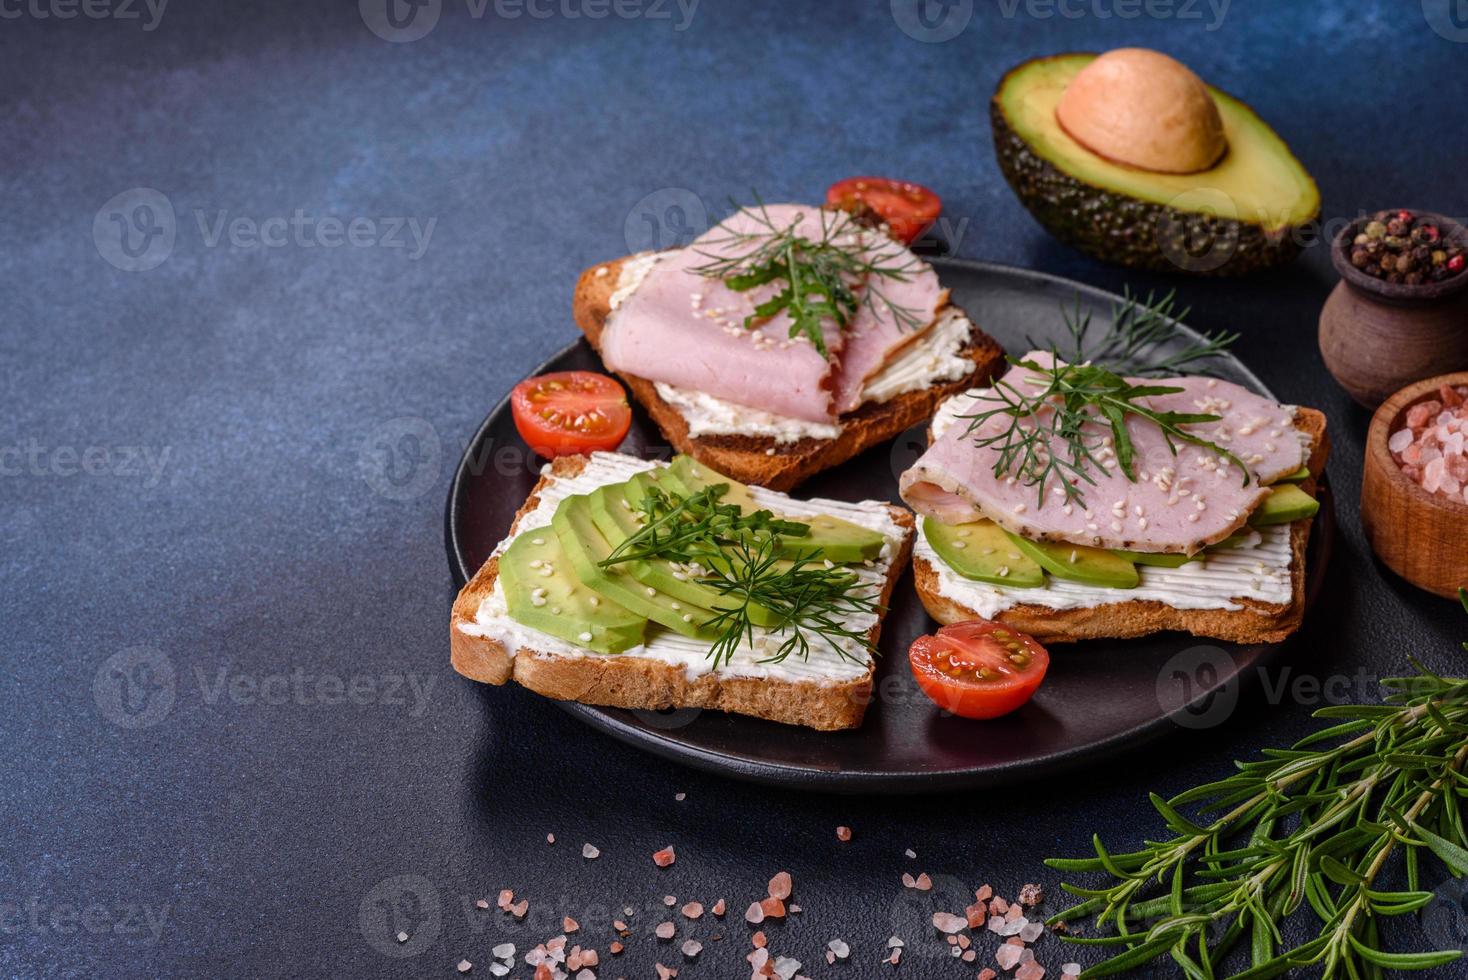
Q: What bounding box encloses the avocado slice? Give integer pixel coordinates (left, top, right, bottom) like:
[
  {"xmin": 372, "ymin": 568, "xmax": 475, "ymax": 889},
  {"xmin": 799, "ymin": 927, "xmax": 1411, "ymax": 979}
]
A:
[
  {"xmin": 1248, "ymin": 484, "xmax": 1319, "ymax": 526},
  {"xmin": 1111, "ymin": 549, "xmax": 1199, "ymax": 568},
  {"xmin": 1004, "ymin": 530, "xmax": 1140, "ymax": 589},
  {"xmin": 991, "ymin": 53, "xmax": 1319, "ymax": 276},
  {"xmin": 1272, "ymin": 465, "xmax": 1311, "ymax": 484},
  {"xmin": 587, "ymin": 480, "xmax": 781, "ymax": 628},
  {"xmin": 668, "ymin": 456, "xmax": 885, "ymax": 564},
  {"xmin": 499, "ymin": 529, "xmax": 645, "ymax": 654},
  {"xmin": 923, "ymin": 518, "xmax": 1045, "ymax": 587},
  {"xmin": 551, "ymin": 493, "xmax": 717, "ymax": 638}
]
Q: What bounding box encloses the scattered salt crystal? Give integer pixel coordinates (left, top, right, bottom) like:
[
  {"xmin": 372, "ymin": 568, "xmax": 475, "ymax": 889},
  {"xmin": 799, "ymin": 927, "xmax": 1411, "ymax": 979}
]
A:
[
  {"xmin": 457, "ymin": 960, "xmax": 472, "ymax": 973},
  {"xmin": 474, "ymin": 899, "xmax": 489, "ymax": 910},
  {"xmin": 1016, "ymin": 961, "xmax": 1046, "ymax": 980},
  {"xmin": 827, "ymin": 939, "xmax": 850, "ymax": 959},
  {"xmin": 492, "ymin": 943, "xmax": 515, "ymax": 959},
  {"xmin": 681, "ymin": 939, "xmax": 702, "ymax": 958},
  {"xmin": 655, "ymin": 921, "xmax": 676, "ymax": 939},
  {"xmin": 653, "ymin": 846, "xmax": 676, "ymax": 867},
  {"xmin": 836, "ymin": 826, "xmax": 852, "ymax": 841},
  {"xmin": 681, "ymin": 902, "xmax": 703, "ymax": 919},
  {"xmin": 1019, "ymin": 919, "xmax": 1045, "ymax": 942},
  {"xmin": 773, "ymin": 955, "xmax": 802, "ymax": 979},
  {"xmin": 1062, "ymin": 963, "xmax": 1082, "ymax": 976},
  {"xmin": 887, "ymin": 936, "xmax": 905, "ymax": 948},
  {"xmin": 395, "ymin": 931, "xmax": 408, "ymax": 943},
  {"xmin": 904, "ymin": 848, "xmax": 917, "ymax": 859},
  {"xmin": 768, "ymin": 871, "xmax": 792, "ymax": 899},
  {"xmin": 487, "ymin": 964, "xmax": 509, "ymax": 978},
  {"xmin": 582, "ymin": 843, "xmax": 599, "ymax": 859},
  {"xmin": 675, "ymin": 792, "xmax": 686, "ymax": 801},
  {"xmin": 932, "ymin": 911, "xmax": 967, "ymax": 934},
  {"xmin": 745, "ymin": 902, "xmax": 765, "ymax": 924},
  {"xmin": 996, "ymin": 944, "xmax": 1024, "ymax": 970}
]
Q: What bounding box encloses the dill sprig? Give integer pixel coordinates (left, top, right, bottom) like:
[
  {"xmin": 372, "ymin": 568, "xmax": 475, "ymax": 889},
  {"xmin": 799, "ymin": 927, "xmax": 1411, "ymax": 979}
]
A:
[
  {"xmin": 690, "ymin": 201, "xmax": 925, "ymax": 358},
  {"xmin": 1047, "ymin": 591, "xmax": 1468, "ymax": 979},
  {"xmin": 1046, "ymin": 288, "xmax": 1240, "ymax": 378},
  {"xmin": 962, "ymin": 357, "xmax": 1251, "ymax": 510},
  {"xmin": 598, "ymin": 482, "xmax": 880, "ymax": 668},
  {"xmin": 964, "ymin": 290, "xmax": 1248, "ymax": 509}
]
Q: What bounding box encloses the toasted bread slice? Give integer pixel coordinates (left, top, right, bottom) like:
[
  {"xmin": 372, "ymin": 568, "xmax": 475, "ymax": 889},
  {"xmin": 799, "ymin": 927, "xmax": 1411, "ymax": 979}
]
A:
[
  {"xmin": 450, "ymin": 455, "xmax": 915, "ymax": 731},
  {"xmin": 912, "ymin": 407, "xmax": 1330, "ymax": 645},
  {"xmin": 573, "ymin": 255, "xmax": 1007, "ymax": 492}
]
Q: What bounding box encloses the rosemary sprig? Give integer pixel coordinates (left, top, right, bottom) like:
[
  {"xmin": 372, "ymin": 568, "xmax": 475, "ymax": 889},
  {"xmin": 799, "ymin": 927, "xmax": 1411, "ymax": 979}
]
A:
[
  {"xmin": 690, "ymin": 201, "xmax": 925, "ymax": 358},
  {"xmin": 598, "ymin": 482, "xmax": 880, "ymax": 668},
  {"xmin": 961, "ymin": 356, "xmax": 1251, "ymax": 510},
  {"xmin": 1047, "ymin": 591, "xmax": 1468, "ymax": 979}
]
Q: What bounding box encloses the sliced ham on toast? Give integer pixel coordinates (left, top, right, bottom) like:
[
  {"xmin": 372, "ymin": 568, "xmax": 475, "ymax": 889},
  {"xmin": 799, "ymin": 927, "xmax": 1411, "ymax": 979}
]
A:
[{"xmin": 574, "ymin": 204, "xmax": 1006, "ymax": 492}]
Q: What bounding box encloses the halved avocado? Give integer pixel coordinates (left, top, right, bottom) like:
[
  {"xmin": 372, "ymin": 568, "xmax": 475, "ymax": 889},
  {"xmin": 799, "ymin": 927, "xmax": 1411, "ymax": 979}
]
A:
[{"xmin": 991, "ymin": 52, "xmax": 1319, "ymax": 276}]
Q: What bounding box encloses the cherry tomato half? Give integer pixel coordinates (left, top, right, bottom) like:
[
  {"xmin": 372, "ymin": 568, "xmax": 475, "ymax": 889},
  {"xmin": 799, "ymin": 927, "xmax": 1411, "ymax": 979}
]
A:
[
  {"xmin": 825, "ymin": 176, "xmax": 942, "ymax": 245},
  {"xmin": 908, "ymin": 620, "xmax": 1050, "ymax": 720},
  {"xmin": 510, "ymin": 371, "xmax": 632, "ymax": 459}
]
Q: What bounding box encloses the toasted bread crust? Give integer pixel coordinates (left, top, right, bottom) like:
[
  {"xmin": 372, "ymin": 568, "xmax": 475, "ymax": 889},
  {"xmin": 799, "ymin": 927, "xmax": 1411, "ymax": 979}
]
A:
[
  {"xmin": 450, "ymin": 456, "xmax": 915, "ymax": 731},
  {"xmin": 573, "ymin": 256, "xmax": 1006, "ymax": 492},
  {"xmin": 911, "ymin": 408, "xmax": 1331, "ymax": 644}
]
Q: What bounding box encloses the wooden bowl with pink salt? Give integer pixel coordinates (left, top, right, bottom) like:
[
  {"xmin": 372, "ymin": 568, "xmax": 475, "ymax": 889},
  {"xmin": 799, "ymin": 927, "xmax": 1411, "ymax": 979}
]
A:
[{"xmin": 1362, "ymin": 371, "xmax": 1468, "ymax": 599}]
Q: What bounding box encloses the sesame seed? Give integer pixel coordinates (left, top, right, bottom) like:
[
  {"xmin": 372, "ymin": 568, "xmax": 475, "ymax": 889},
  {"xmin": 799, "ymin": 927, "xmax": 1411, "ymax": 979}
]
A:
[
  {"xmin": 681, "ymin": 613, "xmax": 693, "ymax": 623},
  {"xmin": 578, "ymin": 631, "xmax": 593, "ymax": 643}
]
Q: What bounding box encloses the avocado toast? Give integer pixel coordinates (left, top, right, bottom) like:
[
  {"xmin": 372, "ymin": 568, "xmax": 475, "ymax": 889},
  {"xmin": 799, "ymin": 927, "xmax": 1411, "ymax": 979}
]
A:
[
  {"xmin": 901, "ymin": 357, "xmax": 1330, "ymax": 644},
  {"xmin": 451, "ymin": 452, "xmax": 914, "ymax": 731}
]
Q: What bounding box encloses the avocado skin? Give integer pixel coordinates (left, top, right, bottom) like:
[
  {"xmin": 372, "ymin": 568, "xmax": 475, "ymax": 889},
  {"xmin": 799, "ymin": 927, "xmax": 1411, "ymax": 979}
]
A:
[{"xmin": 990, "ymin": 100, "xmax": 1308, "ymax": 277}]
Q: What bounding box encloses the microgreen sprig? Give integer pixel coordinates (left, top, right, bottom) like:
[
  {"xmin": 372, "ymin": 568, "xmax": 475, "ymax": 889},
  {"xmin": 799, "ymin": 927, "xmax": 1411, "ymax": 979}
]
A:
[
  {"xmin": 691, "ymin": 201, "xmax": 925, "ymax": 358},
  {"xmin": 1047, "ymin": 591, "xmax": 1468, "ymax": 979}
]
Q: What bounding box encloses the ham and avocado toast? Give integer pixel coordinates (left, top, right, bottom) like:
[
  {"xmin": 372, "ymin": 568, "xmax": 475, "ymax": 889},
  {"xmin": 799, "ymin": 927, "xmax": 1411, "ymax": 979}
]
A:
[
  {"xmin": 900, "ymin": 353, "xmax": 1329, "ymax": 644},
  {"xmin": 573, "ymin": 202, "xmax": 1006, "ymax": 491},
  {"xmin": 450, "ymin": 452, "xmax": 914, "ymax": 731}
]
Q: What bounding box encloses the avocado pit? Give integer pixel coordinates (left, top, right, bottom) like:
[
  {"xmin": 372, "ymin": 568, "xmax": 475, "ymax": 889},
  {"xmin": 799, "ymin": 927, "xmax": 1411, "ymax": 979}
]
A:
[{"xmin": 1054, "ymin": 47, "xmax": 1226, "ymax": 175}]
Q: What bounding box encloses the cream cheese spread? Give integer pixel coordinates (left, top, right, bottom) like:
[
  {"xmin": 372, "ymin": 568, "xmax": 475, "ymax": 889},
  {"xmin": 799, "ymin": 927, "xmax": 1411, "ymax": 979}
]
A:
[{"xmin": 455, "ymin": 452, "xmax": 910, "ymax": 684}]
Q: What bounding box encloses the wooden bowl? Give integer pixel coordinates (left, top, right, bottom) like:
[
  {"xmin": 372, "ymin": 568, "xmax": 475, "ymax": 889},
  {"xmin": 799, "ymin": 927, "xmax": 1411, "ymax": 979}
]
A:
[
  {"xmin": 1319, "ymin": 210, "xmax": 1468, "ymax": 408},
  {"xmin": 1361, "ymin": 371, "xmax": 1468, "ymax": 599}
]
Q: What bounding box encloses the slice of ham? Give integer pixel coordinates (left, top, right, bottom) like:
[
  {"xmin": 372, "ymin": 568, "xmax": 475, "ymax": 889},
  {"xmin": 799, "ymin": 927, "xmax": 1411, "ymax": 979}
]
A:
[
  {"xmin": 829, "ymin": 241, "xmax": 947, "ymax": 414},
  {"xmin": 900, "ymin": 354, "xmax": 1309, "ymax": 553},
  {"xmin": 601, "ymin": 204, "xmax": 847, "ymax": 423},
  {"xmin": 601, "ymin": 203, "xmax": 948, "ymax": 423}
]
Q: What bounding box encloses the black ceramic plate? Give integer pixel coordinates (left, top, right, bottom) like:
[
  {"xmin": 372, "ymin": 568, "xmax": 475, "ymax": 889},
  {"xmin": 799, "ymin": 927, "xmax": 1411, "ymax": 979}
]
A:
[{"xmin": 446, "ymin": 258, "xmax": 1333, "ymax": 792}]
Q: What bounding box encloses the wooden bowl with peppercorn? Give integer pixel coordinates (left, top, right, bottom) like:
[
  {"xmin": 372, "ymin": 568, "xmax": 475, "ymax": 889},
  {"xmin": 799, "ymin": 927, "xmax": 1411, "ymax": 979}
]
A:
[
  {"xmin": 1319, "ymin": 209, "xmax": 1468, "ymax": 408},
  {"xmin": 1361, "ymin": 371, "xmax": 1468, "ymax": 599}
]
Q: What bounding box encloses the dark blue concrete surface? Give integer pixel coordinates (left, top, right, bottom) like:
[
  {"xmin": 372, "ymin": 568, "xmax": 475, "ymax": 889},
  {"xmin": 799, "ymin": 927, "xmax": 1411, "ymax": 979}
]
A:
[{"xmin": 5, "ymin": 1, "xmax": 1468, "ymax": 976}]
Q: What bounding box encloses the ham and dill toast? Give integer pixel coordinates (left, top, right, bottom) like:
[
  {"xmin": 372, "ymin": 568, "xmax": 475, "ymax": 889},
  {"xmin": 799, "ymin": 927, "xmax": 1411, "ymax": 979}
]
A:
[
  {"xmin": 900, "ymin": 356, "xmax": 1330, "ymax": 644},
  {"xmin": 573, "ymin": 203, "xmax": 1006, "ymax": 492},
  {"xmin": 450, "ymin": 453, "xmax": 914, "ymax": 731}
]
